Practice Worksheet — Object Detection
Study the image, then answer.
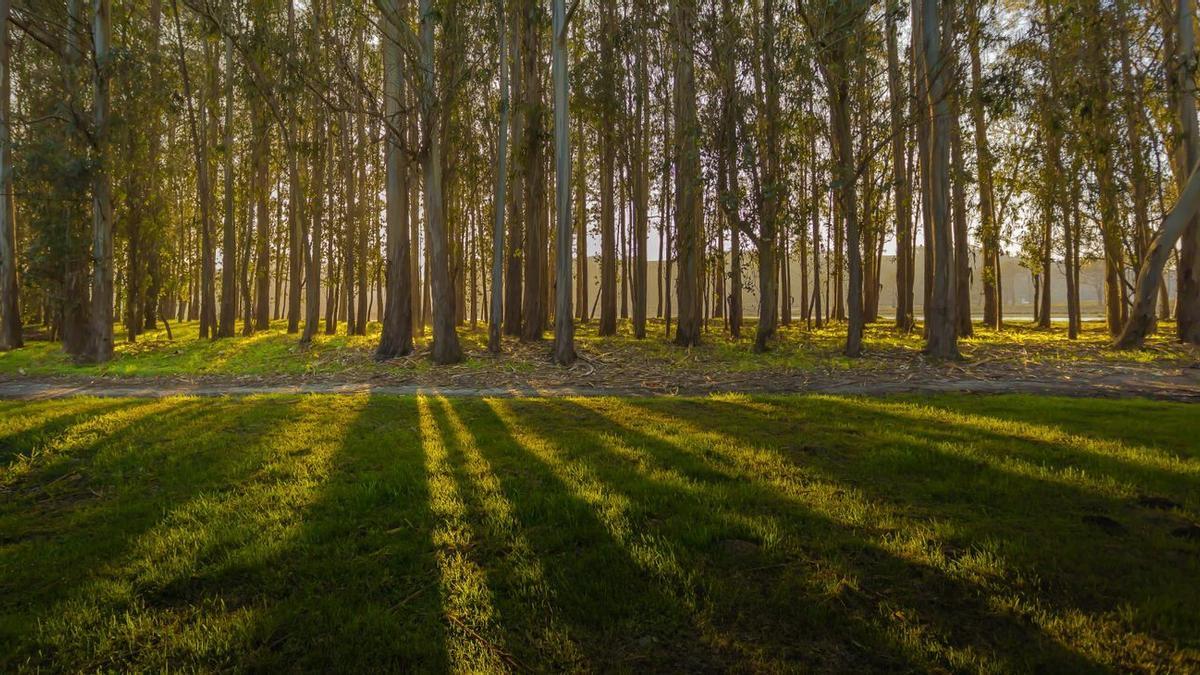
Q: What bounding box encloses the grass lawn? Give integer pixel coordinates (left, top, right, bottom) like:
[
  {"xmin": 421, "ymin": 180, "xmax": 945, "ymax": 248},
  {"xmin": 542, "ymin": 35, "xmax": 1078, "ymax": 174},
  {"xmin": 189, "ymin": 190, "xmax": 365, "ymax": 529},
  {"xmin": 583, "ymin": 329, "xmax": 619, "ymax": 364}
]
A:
[
  {"xmin": 1, "ymin": 393, "xmax": 1198, "ymax": 671},
  {"xmin": 0, "ymin": 319, "xmax": 1192, "ymax": 380}
]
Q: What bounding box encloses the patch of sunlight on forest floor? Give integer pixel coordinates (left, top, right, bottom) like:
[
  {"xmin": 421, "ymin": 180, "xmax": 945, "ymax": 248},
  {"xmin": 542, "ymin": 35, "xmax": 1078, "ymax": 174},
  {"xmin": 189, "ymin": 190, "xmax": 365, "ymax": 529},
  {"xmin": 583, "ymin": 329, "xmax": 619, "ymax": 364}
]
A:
[
  {"xmin": 0, "ymin": 318, "xmax": 1194, "ymax": 381},
  {"xmin": 1, "ymin": 393, "xmax": 1197, "ymax": 671}
]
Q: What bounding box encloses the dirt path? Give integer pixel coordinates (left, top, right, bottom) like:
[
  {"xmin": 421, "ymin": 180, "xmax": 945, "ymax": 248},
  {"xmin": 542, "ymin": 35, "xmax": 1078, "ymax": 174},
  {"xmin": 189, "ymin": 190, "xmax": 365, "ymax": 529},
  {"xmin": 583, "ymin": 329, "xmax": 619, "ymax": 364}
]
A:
[{"xmin": 1, "ymin": 368, "xmax": 1197, "ymax": 401}]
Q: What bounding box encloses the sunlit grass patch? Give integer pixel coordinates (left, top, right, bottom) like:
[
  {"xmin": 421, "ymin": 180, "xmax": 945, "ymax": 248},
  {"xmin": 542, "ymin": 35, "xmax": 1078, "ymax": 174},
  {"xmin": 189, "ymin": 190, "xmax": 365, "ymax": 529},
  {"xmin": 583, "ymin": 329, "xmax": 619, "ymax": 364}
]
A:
[
  {"xmin": 0, "ymin": 318, "xmax": 1192, "ymax": 381},
  {"xmin": 0, "ymin": 393, "xmax": 1197, "ymax": 670}
]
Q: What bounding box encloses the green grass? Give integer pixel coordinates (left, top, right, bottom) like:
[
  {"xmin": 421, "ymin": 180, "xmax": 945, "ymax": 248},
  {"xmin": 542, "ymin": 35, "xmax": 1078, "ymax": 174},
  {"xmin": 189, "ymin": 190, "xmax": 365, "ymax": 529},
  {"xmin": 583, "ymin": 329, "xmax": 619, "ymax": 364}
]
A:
[
  {"xmin": 1, "ymin": 393, "xmax": 1197, "ymax": 671},
  {"xmin": 0, "ymin": 318, "xmax": 1193, "ymax": 380}
]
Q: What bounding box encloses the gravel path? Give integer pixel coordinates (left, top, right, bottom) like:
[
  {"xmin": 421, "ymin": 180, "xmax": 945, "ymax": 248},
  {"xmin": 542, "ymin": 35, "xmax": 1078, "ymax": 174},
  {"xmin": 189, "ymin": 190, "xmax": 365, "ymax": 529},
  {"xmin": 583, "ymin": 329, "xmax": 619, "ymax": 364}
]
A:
[{"xmin": 1, "ymin": 369, "xmax": 1197, "ymax": 401}]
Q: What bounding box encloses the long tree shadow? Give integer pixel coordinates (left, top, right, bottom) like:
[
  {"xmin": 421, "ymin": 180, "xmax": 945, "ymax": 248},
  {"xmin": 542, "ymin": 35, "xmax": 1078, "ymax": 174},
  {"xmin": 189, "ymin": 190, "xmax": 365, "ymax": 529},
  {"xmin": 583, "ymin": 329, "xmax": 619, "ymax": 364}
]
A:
[
  {"xmin": 910, "ymin": 395, "xmax": 1200, "ymax": 461},
  {"xmin": 0, "ymin": 395, "xmax": 315, "ymax": 669},
  {"xmin": 0, "ymin": 399, "xmax": 147, "ymax": 467},
  {"xmin": 625, "ymin": 395, "xmax": 1197, "ymax": 669},
  {"xmin": 238, "ymin": 394, "xmax": 449, "ymax": 671},
  {"xmin": 425, "ymin": 395, "xmax": 585, "ymax": 669},
  {"xmin": 416, "ymin": 395, "xmax": 529, "ymax": 671},
  {"xmin": 93, "ymin": 394, "xmax": 451, "ymax": 671},
  {"xmin": 837, "ymin": 396, "xmax": 1199, "ymax": 500},
  {"xmin": 701, "ymin": 394, "xmax": 1199, "ymax": 527},
  {"xmin": 549, "ymin": 396, "xmax": 1113, "ymax": 672},
  {"xmin": 6, "ymin": 393, "xmax": 1190, "ymax": 671},
  {"xmin": 448, "ymin": 396, "xmax": 742, "ymax": 671}
]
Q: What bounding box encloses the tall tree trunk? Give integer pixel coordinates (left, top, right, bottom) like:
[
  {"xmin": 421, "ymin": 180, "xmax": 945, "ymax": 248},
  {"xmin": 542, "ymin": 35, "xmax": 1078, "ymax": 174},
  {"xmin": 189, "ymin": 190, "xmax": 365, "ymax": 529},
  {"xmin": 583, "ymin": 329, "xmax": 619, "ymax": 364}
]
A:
[
  {"xmin": 302, "ymin": 103, "xmax": 326, "ymax": 344},
  {"xmin": 552, "ymin": 0, "xmax": 575, "ymax": 363},
  {"xmin": 1117, "ymin": 155, "xmax": 1200, "ymax": 346},
  {"xmin": 125, "ymin": 137, "xmax": 143, "ymax": 342},
  {"xmin": 950, "ymin": 88, "xmax": 972, "ymax": 337},
  {"xmin": 144, "ymin": 30, "xmax": 163, "ymax": 334},
  {"xmin": 0, "ymin": 0, "xmax": 20, "ymax": 350},
  {"xmin": 598, "ymin": 0, "xmax": 618, "ymax": 336},
  {"xmin": 420, "ymin": 0, "xmax": 463, "ymax": 364},
  {"xmin": 968, "ymin": 0, "xmax": 999, "ymax": 329},
  {"xmin": 914, "ymin": 0, "xmax": 933, "ymax": 326},
  {"xmin": 139, "ymin": 0, "xmax": 163, "ymax": 336},
  {"xmin": 217, "ymin": 34, "xmax": 236, "ymax": 339},
  {"xmin": 620, "ymin": 169, "xmax": 628, "ymax": 321},
  {"xmin": 239, "ymin": 136, "xmax": 255, "ymax": 336},
  {"xmin": 922, "ymin": 0, "xmax": 958, "ymax": 358},
  {"xmin": 409, "ymin": 93, "xmax": 422, "ymax": 337},
  {"xmin": 1082, "ymin": 0, "xmax": 1124, "ymax": 337},
  {"xmin": 1167, "ymin": 0, "xmax": 1200, "ymax": 342},
  {"xmin": 631, "ymin": 14, "xmax": 650, "ymax": 341},
  {"xmin": 200, "ymin": 37, "xmax": 218, "ymax": 338},
  {"xmin": 576, "ymin": 117, "xmax": 589, "ymax": 322},
  {"xmin": 1119, "ymin": 0, "xmax": 1200, "ymax": 346},
  {"xmin": 1065, "ymin": 169, "xmax": 1081, "ymax": 338},
  {"xmin": 1037, "ymin": 0, "xmax": 1059, "ymax": 330},
  {"xmin": 810, "ymin": 131, "xmax": 823, "ymax": 329},
  {"xmin": 887, "ymin": 2, "xmax": 912, "ymax": 332},
  {"xmin": 487, "ymin": 0, "xmax": 506, "ymax": 353},
  {"xmin": 717, "ymin": 0, "xmax": 743, "ymax": 339},
  {"xmin": 521, "ymin": 1, "xmax": 545, "ymax": 342},
  {"xmin": 1119, "ymin": 0, "xmax": 1151, "ymax": 332},
  {"xmin": 60, "ymin": 0, "xmax": 90, "ymax": 355},
  {"xmin": 341, "ymin": 116, "xmax": 357, "ymax": 336},
  {"xmin": 252, "ymin": 118, "xmax": 271, "ymax": 332},
  {"xmin": 814, "ymin": 4, "xmax": 864, "ymax": 356},
  {"xmin": 662, "ymin": 81, "xmax": 673, "ymax": 335},
  {"xmin": 504, "ymin": 16, "xmax": 524, "ymax": 338},
  {"xmin": 87, "ymin": 0, "xmax": 114, "ymax": 362},
  {"xmin": 728, "ymin": 155, "xmax": 743, "ymax": 337},
  {"xmin": 753, "ymin": 0, "xmax": 780, "ymax": 353},
  {"xmin": 355, "ymin": 110, "xmax": 370, "ymax": 335},
  {"xmin": 285, "ymin": 0, "xmax": 303, "ymax": 334},
  {"xmin": 831, "ymin": 79, "xmax": 863, "ymax": 356},
  {"xmin": 275, "ymin": 175, "xmax": 284, "ymax": 322},
  {"xmin": 488, "ymin": 0, "xmax": 510, "ymax": 353},
  {"xmin": 672, "ymin": 0, "xmax": 702, "ymax": 347}
]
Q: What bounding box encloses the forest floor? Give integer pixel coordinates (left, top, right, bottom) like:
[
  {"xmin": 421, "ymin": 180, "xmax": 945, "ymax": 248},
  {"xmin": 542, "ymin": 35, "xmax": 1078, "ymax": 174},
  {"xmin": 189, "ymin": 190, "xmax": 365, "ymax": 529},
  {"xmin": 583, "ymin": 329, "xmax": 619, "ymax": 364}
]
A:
[
  {"xmin": 0, "ymin": 318, "xmax": 1198, "ymax": 400},
  {"xmin": 1, "ymin": 393, "xmax": 1197, "ymax": 671}
]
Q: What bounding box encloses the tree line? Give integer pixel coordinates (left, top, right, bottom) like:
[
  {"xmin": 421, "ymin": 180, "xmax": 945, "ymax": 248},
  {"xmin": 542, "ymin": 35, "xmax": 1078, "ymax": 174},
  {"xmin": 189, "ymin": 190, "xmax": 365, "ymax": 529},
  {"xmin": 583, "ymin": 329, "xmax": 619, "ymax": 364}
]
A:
[{"xmin": 0, "ymin": 0, "xmax": 1198, "ymax": 365}]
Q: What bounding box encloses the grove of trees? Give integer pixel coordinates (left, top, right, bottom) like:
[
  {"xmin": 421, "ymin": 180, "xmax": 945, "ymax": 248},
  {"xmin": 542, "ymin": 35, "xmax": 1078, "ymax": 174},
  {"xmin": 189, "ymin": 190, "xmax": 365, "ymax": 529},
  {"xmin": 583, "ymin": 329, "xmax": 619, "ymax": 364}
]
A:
[{"xmin": 1, "ymin": 0, "xmax": 1199, "ymax": 364}]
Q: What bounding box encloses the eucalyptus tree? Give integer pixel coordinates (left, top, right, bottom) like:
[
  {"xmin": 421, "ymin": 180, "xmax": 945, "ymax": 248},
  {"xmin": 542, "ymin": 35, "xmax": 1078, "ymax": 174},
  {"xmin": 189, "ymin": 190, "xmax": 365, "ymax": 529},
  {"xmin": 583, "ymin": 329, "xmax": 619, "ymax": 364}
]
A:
[
  {"xmin": 283, "ymin": 0, "xmax": 303, "ymax": 334},
  {"xmin": 519, "ymin": 0, "xmax": 546, "ymax": 343},
  {"xmin": 418, "ymin": 0, "xmax": 463, "ymax": 363},
  {"xmin": 0, "ymin": 0, "xmax": 20, "ymax": 350},
  {"xmin": 487, "ymin": 0, "xmax": 510, "ymax": 354},
  {"xmin": 503, "ymin": 2, "xmax": 524, "ymax": 338},
  {"xmin": 886, "ymin": 0, "xmax": 913, "ymax": 333},
  {"xmin": 1118, "ymin": 0, "xmax": 1200, "ymax": 347},
  {"xmin": 550, "ymin": 0, "xmax": 579, "ymax": 364},
  {"xmin": 672, "ymin": 0, "xmax": 702, "ymax": 347},
  {"xmin": 629, "ymin": 0, "xmax": 650, "ymax": 341},
  {"xmin": 302, "ymin": 0, "xmax": 330, "ymax": 345},
  {"xmin": 801, "ymin": 0, "xmax": 867, "ymax": 357},
  {"xmin": 300, "ymin": 95, "xmax": 324, "ymax": 343},
  {"xmin": 715, "ymin": 0, "xmax": 744, "ymax": 339},
  {"xmin": 967, "ymin": 0, "xmax": 1000, "ymax": 329},
  {"xmin": 216, "ymin": 33, "xmax": 236, "ymax": 339},
  {"xmin": 949, "ymin": 44, "xmax": 972, "ymax": 338},
  {"xmin": 920, "ymin": 0, "xmax": 958, "ymax": 358},
  {"xmin": 752, "ymin": 0, "xmax": 781, "ymax": 353},
  {"xmin": 1166, "ymin": 0, "xmax": 1200, "ymax": 343},
  {"xmin": 598, "ymin": 0, "xmax": 618, "ymax": 336},
  {"xmin": 1117, "ymin": 0, "xmax": 1151, "ymax": 328},
  {"xmin": 88, "ymin": 0, "xmax": 114, "ymax": 362},
  {"xmin": 249, "ymin": 3, "xmax": 272, "ymax": 331},
  {"xmin": 1081, "ymin": 0, "xmax": 1125, "ymax": 336},
  {"xmin": 376, "ymin": 0, "xmax": 415, "ymax": 358}
]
